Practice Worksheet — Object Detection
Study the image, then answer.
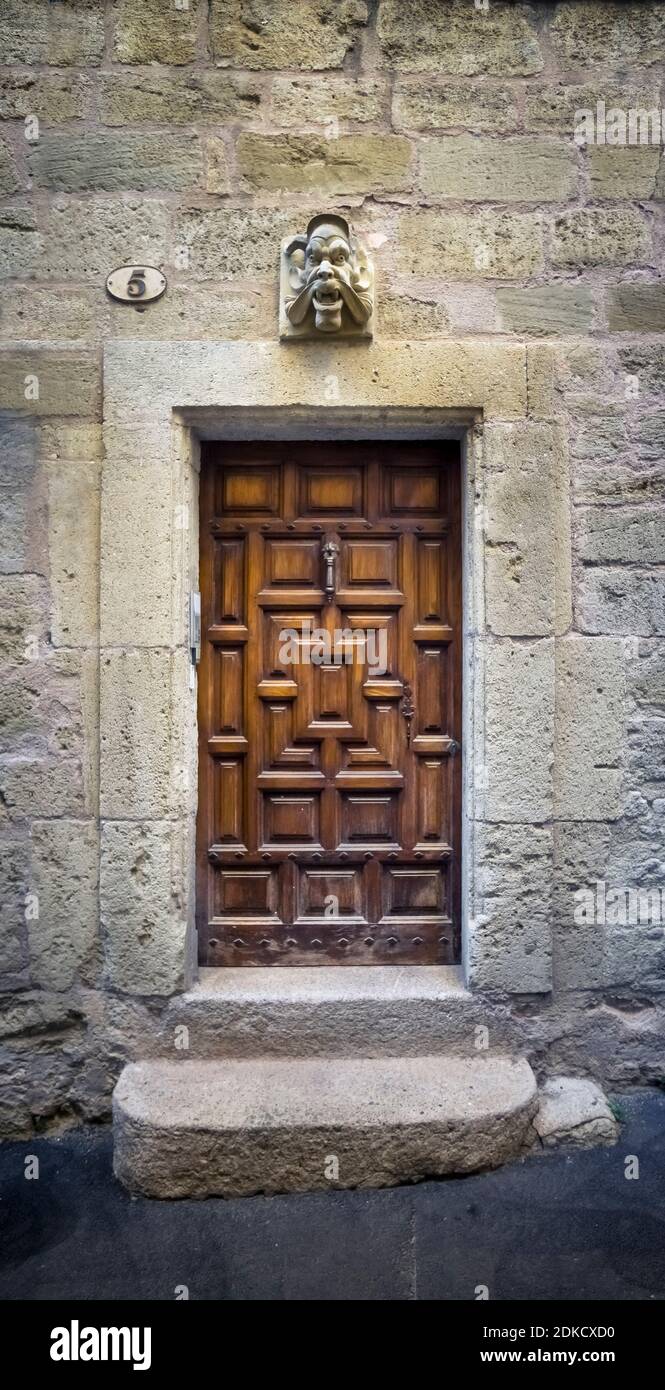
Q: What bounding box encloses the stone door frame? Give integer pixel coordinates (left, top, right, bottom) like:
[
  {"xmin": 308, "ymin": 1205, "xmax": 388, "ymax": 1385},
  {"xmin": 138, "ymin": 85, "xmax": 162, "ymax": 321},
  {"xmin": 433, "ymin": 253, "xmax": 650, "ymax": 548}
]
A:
[{"xmin": 100, "ymin": 339, "xmax": 569, "ymax": 999}]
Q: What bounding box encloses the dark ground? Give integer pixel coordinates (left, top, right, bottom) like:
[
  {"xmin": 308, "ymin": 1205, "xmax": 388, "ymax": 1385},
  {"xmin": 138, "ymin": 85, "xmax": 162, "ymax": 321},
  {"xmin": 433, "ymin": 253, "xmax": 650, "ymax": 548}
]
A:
[{"xmin": 0, "ymin": 1090, "xmax": 663, "ymax": 1301}]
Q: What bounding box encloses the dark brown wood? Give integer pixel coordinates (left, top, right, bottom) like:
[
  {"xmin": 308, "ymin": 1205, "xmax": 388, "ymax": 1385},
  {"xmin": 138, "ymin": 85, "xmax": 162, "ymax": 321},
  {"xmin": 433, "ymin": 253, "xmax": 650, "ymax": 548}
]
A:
[{"xmin": 197, "ymin": 441, "xmax": 462, "ymax": 966}]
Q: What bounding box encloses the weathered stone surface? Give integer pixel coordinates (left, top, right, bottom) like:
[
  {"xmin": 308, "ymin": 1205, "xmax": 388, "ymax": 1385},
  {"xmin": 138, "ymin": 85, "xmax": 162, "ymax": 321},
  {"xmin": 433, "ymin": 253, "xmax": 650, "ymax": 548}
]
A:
[
  {"xmin": 0, "ymin": 836, "xmax": 30, "ymax": 990},
  {"xmin": 29, "ymin": 133, "xmax": 203, "ymax": 193},
  {"xmin": 100, "ymin": 822, "xmax": 187, "ymax": 997},
  {"xmin": 632, "ymin": 639, "xmax": 665, "ymax": 708},
  {"xmin": 0, "ymin": 0, "xmax": 104, "ymax": 65},
  {"xmin": 165, "ymin": 966, "xmax": 520, "ymax": 1059},
  {"xmin": 113, "ymin": 0, "xmax": 199, "ymax": 65},
  {"xmin": 554, "ymin": 638, "xmax": 625, "ymax": 821},
  {"xmin": 470, "ymin": 824, "xmax": 553, "ymax": 994},
  {"xmin": 578, "ymin": 571, "xmax": 665, "ymax": 637},
  {"xmin": 0, "ymin": 351, "xmax": 100, "ymax": 418},
  {"xmin": 378, "ymin": 292, "xmax": 448, "ymax": 336},
  {"xmin": 397, "ymin": 208, "xmax": 543, "ymax": 279},
  {"xmin": 576, "ymin": 505, "xmax": 665, "ymax": 566},
  {"xmin": 497, "ymin": 284, "xmax": 593, "ymax": 336},
  {"xmin": 272, "ymin": 76, "xmax": 387, "ymax": 126},
  {"xmin": 0, "ymin": 206, "xmax": 42, "ymax": 279},
  {"xmin": 569, "ymin": 400, "xmax": 628, "ymax": 464},
  {"xmin": 113, "ymin": 1055, "xmax": 538, "ymax": 1197},
  {"xmin": 0, "ymin": 415, "xmax": 39, "ymax": 576},
  {"xmin": 100, "ymin": 70, "xmax": 263, "ymax": 125},
  {"xmin": 29, "ymin": 821, "xmax": 99, "ymax": 991},
  {"xmin": 204, "ymin": 138, "xmax": 231, "ymax": 195},
  {"xmin": 484, "ymin": 640, "xmax": 554, "ymax": 824},
  {"xmin": 210, "ymin": 0, "xmax": 368, "ymax": 69},
  {"xmin": 0, "ymin": 71, "xmax": 93, "ymax": 121},
  {"xmin": 0, "ymin": 757, "xmax": 85, "ymax": 820},
  {"xmin": 552, "ymin": 209, "xmax": 651, "ymax": 268},
  {"xmin": 526, "ymin": 83, "xmax": 660, "ymax": 134},
  {"xmin": 608, "ymin": 281, "xmax": 665, "ymax": 332},
  {"xmin": 484, "ymin": 422, "xmax": 571, "ymax": 636},
  {"xmin": 420, "ymin": 135, "xmax": 574, "ymax": 201},
  {"xmin": 100, "ymin": 650, "xmax": 173, "ymax": 820},
  {"xmin": 174, "ymin": 206, "xmax": 295, "ymax": 279},
  {"xmin": 638, "ymin": 410, "xmax": 665, "ymax": 461},
  {"xmin": 101, "ymin": 453, "xmax": 173, "ymax": 649},
  {"xmin": 47, "ymin": 457, "xmax": 100, "ymax": 648},
  {"xmin": 106, "ymin": 285, "xmax": 272, "ymax": 340},
  {"xmin": 238, "ymin": 133, "xmax": 412, "ymax": 194},
  {"xmin": 41, "ymin": 198, "xmax": 168, "ymax": 281},
  {"xmin": 393, "ymin": 80, "xmax": 519, "ymax": 131},
  {"xmin": 0, "ymin": 139, "xmax": 20, "ymax": 196},
  {"xmin": 378, "ymin": 0, "xmax": 542, "ymax": 76},
  {"xmin": 589, "ymin": 147, "xmax": 660, "ymax": 200},
  {"xmin": 618, "ymin": 344, "xmax": 665, "ymax": 394},
  {"xmin": 0, "ymin": 286, "xmax": 104, "ymax": 341},
  {"xmin": 534, "ymin": 1077, "xmax": 619, "ymax": 1149},
  {"xmin": 551, "ymin": 2, "xmax": 665, "ymax": 68}
]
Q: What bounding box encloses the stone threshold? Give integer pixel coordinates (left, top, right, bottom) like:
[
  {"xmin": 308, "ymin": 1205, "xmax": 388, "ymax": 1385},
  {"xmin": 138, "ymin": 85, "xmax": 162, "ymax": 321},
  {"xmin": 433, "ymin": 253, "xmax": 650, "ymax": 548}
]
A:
[{"xmin": 187, "ymin": 963, "xmax": 469, "ymax": 1003}]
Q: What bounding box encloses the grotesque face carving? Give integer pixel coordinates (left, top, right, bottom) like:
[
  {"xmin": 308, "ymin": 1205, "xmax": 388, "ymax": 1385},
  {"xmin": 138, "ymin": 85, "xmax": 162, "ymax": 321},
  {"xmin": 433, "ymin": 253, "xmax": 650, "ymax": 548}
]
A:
[{"xmin": 280, "ymin": 214, "xmax": 374, "ymax": 339}]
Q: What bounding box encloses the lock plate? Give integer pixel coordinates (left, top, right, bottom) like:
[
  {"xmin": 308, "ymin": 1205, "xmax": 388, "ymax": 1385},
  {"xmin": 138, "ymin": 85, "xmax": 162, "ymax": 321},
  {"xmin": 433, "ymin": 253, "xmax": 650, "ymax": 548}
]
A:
[{"xmin": 106, "ymin": 265, "xmax": 167, "ymax": 305}]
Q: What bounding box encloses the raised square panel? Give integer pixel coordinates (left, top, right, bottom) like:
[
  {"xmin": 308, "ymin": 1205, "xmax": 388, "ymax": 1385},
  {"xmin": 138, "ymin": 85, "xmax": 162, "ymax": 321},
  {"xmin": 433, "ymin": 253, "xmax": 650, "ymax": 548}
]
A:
[
  {"xmin": 298, "ymin": 466, "xmax": 364, "ymax": 516},
  {"xmin": 340, "ymin": 792, "xmax": 399, "ymax": 846},
  {"xmin": 344, "ymin": 539, "xmax": 397, "ymax": 588},
  {"xmin": 213, "ymin": 760, "xmax": 244, "ymax": 846},
  {"xmin": 221, "ymin": 466, "xmax": 280, "ymax": 514},
  {"xmin": 383, "ymin": 866, "xmax": 446, "ymax": 916},
  {"xmin": 217, "ymin": 647, "xmax": 243, "ymax": 735},
  {"xmin": 266, "ymin": 539, "xmax": 319, "ymax": 587},
  {"xmin": 385, "ymin": 467, "xmax": 441, "ymax": 515},
  {"xmin": 217, "ymin": 537, "xmax": 245, "ymax": 623},
  {"xmin": 218, "ymin": 869, "xmax": 278, "ymax": 918},
  {"xmin": 263, "ymin": 792, "xmax": 321, "ymax": 845},
  {"xmin": 297, "ymin": 868, "xmax": 364, "ymax": 920}
]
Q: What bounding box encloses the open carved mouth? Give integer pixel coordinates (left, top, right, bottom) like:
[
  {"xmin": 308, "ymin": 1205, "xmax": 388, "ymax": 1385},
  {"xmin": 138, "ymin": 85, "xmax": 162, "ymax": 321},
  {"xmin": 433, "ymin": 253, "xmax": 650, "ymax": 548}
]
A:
[{"xmin": 312, "ymin": 282, "xmax": 341, "ymax": 311}]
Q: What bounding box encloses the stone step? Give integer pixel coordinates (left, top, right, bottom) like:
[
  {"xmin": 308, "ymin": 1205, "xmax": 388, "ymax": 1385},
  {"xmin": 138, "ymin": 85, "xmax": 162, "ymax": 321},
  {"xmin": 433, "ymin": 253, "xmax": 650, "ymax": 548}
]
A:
[
  {"xmin": 113, "ymin": 1054, "xmax": 538, "ymax": 1198},
  {"xmin": 161, "ymin": 966, "xmax": 520, "ymax": 1059}
]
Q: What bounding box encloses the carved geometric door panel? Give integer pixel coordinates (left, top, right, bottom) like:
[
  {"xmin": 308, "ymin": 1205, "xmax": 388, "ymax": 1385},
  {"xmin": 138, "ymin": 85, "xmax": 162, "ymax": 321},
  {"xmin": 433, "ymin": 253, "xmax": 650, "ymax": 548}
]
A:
[{"xmin": 197, "ymin": 441, "xmax": 462, "ymax": 966}]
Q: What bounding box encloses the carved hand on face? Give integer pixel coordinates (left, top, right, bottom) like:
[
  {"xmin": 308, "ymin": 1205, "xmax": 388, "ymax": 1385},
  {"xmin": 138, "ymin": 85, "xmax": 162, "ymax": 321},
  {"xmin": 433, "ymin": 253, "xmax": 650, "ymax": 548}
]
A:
[{"xmin": 285, "ymin": 223, "xmax": 373, "ymax": 335}]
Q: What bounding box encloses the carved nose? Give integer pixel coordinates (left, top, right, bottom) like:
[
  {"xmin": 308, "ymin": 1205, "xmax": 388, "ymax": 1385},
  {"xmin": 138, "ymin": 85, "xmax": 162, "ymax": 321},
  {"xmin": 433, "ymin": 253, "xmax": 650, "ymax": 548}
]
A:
[{"xmin": 318, "ymin": 262, "xmax": 334, "ymax": 279}]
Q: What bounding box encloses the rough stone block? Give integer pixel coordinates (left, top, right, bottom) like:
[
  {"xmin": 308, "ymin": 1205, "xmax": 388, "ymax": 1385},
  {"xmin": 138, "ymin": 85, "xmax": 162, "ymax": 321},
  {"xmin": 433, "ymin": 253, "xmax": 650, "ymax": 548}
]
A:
[
  {"xmin": 174, "ymin": 206, "xmax": 301, "ymax": 279},
  {"xmin": 100, "ymin": 70, "xmax": 263, "ymax": 125},
  {"xmin": 29, "ymin": 821, "xmax": 99, "ymax": 991},
  {"xmin": 419, "ymin": 136, "xmax": 575, "ymax": 201},
  {"xmin": 497, "ymin": 284, "xmax": 593, "ymax": 336},
  {"xmin": 393, "ymin": 79, "xmax": 519, "ymax": 131},
  {"xmin": 113, "ymin": 1055, "xmax": 538, "ymax": 1197},
  {"xmin": 0, "ymin": 415, "xmax": 39, "ymax": 575},
  {"xmin": 589, "ymin": 147, "xmax": 660, "ymax": 199},
  {"xmin": 0, "ymin": 139, "xmax": 20, "ymax": 196},
  {"xmin": 534, "ymin": 1077, "xmax": 619, "ymax": 1149},
  {"xmin": 237, "ymin": 133, "xmax": 412, "ymax": 195},
  {"xmin": 570, "ymin": 400, "xmax": 627, "ymax": 462},
  {"xmin": 106, "ymin": 284, "xmax": 272, "ymax": 341},
  {"xmin": 397, "ymin": 208, "xmax": 543, "ymax": 279},
  {"xmin": 47, "ymin": 457, "xmax": 100, "ymax": 648},
  {"xmin": 551, "ymin": 2, "xmax": 665, "ymax": 68},
  {"xmin": 0, "ymin": 351, "xmax": 100, "ymax": 419},
  {"xmin": 470, "ymin": 824, "xmax": 553, "ymax": 993},
  {"xmin": 578, "ymin": 571, "xmax": 665, "ymax": 637},
  {"xmin": 0, "ymin": 71, "xmax": 93, "ymax": 121},
  {"xmin": 576, "ymin": 505, "xmax": 665, "ymax": 566},
  {"xmin": 101, "ymin": 453, "xmax": 174, "ymax": 649},
  {"xmin": 29, "ymin": 132, "xmax": 203, "ymax": 193},
  {"xmin": 554, "ymin": 637, "xmax": 625, "ymax": 821},
  {"xmin": 484, "ymin": 422, "xmax": 571, "ymax": 636},
  {"xmin": 484, "ymin": 639, "xmax": 554, "ymax": 824},
  {"xmin": 272, "ymin": 76, "xmax": 387, "ymax": 126},
  {"xmin": 100, "ymin": 821, "xmax": 187, "ymax": 996},
  {"xmin": 100, "ymin": 649, "xmax": 173, "ymax": 820},
  {"xmin": 0, "ymin": 758, "xmax": 85, "ymax": 820},
  {"xmin": 0, "ymin": 0, "xmax": 104, "ymax": 65},
  {"xmin": 526, "ymin": 82, "xmax": 660, "ymax": 134},
  {"xmin": 378, "ymin": 0, "xmax": 542, "ymax": 76},
  {"xmin": 41, "ymin": 198, "xmax": 168, "ymax": 281},
  {"xmin": 607, "ymin": 282, "xmax": 665, "ymax": 333},
  {"xmin": 211, "ymin": 0, "xmax": 368, "ymax": 69},
  {"xmin": 617, "ymin": 344, "xmax": 665, "ymax": 394},
  {"xmin": 0, "ymin": 206, "xmax": 42, "ymax": 279},
  {"xmin": 0, "ymin": 286, "xmax": 104, "ymax": 341},
  {"xmin": 552, "ymin": 209, "xmax": 651, "ymax": 268},
  {"xmin": 113, "ymin": 0, "xmax": 199, "ymax": 64},
  {"xmin": 378, "ymin": 292, "xmax": 448, "ymax": 337},
  {"xmin": 0, "ymin": 836, "xmax": 30, "ymax": 990}
]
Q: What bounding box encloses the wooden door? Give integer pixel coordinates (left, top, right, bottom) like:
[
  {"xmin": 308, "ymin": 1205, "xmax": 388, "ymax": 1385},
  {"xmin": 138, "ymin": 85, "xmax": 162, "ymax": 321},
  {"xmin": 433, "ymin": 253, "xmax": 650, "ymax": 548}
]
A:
[{"xmin": 197, "ymin": 441, "xmax": 462, "ymax": 966}]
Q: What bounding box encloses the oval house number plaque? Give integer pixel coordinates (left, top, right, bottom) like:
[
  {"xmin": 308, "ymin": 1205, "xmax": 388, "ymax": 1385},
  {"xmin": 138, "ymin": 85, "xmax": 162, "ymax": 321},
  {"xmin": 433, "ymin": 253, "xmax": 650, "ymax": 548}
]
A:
[{"xmin": 106, "ymin": 265, "xmax": 167, "ymax": 305}]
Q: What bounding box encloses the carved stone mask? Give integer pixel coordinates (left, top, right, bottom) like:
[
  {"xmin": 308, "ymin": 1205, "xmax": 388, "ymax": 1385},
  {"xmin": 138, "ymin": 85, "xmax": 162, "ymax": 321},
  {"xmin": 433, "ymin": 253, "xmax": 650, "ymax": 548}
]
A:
[{"xmin": 280, "ymin": 214, "xmax": 374, "ymax": 340}]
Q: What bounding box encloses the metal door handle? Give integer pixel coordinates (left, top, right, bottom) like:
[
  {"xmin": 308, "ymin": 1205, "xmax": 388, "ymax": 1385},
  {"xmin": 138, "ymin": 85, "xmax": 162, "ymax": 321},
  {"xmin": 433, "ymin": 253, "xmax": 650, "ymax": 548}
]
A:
[{"xmin": 322, "ymin": 539, "xmax": 339, "ymax": 604}]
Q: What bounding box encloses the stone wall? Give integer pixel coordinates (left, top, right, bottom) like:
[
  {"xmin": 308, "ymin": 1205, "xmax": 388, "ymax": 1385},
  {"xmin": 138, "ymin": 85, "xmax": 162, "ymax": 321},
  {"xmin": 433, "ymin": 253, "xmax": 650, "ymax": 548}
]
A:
[{"xmin": 1, "ymin": 0, "xmax": 664, "ymax": 1136}]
